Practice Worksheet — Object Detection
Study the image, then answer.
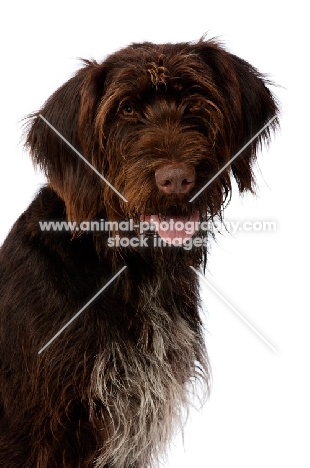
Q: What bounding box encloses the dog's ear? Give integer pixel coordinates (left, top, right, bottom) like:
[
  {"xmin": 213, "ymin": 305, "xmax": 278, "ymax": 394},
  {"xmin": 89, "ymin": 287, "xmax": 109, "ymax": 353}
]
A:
[
  {"xmin": 194, "ymin": 40, "xmax": 279, "ymax": 193},
  {"xmin": 25, "ymin": 60, "xmax": 108, "ymax": 222}
]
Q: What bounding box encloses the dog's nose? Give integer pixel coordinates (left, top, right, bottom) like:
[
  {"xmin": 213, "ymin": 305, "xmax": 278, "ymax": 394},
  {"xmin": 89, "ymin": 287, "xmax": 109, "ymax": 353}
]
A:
[{"xmin": 155, "ymin": 164, "xmax": 195, "ymax": 194}]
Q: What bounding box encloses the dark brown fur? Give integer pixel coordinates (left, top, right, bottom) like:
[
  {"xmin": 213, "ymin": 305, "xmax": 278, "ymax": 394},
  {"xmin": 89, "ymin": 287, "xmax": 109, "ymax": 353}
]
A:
[{"xmin": 0, "ymin": 39, "xmax": 279, "ymax": 467}]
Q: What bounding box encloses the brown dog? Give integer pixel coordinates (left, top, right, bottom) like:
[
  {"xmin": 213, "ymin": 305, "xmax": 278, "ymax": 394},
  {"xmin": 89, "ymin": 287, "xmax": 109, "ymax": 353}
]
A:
[{"xmin": 0, "ymin": 39, "xmax": 279, "ymax": 467}]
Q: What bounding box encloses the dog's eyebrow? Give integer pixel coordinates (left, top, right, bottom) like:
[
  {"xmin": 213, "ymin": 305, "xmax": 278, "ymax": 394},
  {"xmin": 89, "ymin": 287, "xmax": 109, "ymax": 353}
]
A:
[
  {"xmin": 189, "ymin": 115, "xmax": 277, "ymax": 202},
  {"xmin": 39, "ymin": 114, "xmax": 128, "ymax": 203}
]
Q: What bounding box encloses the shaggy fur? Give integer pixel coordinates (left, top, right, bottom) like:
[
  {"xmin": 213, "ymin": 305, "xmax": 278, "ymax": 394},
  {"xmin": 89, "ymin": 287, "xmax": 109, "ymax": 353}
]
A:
[{"xmin": 0, "ymin": 39, "xmax": 279, "ymax": 467}]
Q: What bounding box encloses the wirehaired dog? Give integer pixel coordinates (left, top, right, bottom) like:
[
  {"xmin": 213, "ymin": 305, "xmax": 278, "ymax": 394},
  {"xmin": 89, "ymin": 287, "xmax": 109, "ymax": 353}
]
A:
[{"xmin": 0, "ymin": 39, "xmax": 279, "ymax": 467}]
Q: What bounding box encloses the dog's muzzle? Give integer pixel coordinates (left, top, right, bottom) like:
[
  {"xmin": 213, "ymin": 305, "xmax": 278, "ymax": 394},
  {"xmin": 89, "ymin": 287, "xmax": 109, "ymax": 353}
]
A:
[{"xmin": 140, "ymin": 163, "xmax": 199, "ymax": 245}]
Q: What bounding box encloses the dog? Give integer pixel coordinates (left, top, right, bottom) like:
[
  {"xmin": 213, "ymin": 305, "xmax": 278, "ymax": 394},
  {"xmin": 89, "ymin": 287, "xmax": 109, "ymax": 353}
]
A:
[{"xmin": 0, "ymin": 38, "xmax": 279, "ymax": 467}]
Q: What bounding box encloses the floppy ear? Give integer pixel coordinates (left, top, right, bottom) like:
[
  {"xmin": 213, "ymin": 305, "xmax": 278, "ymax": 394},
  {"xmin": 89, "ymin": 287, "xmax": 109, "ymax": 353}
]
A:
[
  {"xmin": 194, "ymin": 40, "xmax": 279, "ymax": 193},
  {"xmin": 25, "ymin": 60, "xmax": 108, "ymax": 222}
]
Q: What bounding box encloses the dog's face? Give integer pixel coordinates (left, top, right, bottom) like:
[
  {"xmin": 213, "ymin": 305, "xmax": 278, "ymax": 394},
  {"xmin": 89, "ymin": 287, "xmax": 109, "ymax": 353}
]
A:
[{"xmin": 26, "ymin": 40, "xmax": 278, "ymax": 245}]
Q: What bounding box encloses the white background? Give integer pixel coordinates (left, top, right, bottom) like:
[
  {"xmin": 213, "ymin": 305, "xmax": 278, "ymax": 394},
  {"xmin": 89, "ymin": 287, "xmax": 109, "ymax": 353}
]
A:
[{"xmin": 0, "ymin": 1, "xmax": 309, "ymax": 467}]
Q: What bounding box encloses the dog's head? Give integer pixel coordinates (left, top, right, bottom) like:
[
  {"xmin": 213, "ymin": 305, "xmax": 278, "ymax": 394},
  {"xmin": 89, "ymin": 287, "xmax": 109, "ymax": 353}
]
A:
[{"xmin": 26, "ymin": 39, "xmax": 279, "ymax": 245}]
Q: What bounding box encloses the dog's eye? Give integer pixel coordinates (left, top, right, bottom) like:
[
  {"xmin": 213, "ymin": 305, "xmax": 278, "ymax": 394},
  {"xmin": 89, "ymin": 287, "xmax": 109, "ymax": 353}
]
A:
[
  {"xmin": 121, "ymin": 104, "xmax": 136, "ymax": 117},
  {"xmin": 186, "ymin": 103, "xmax": 201, "ymax": 113}
]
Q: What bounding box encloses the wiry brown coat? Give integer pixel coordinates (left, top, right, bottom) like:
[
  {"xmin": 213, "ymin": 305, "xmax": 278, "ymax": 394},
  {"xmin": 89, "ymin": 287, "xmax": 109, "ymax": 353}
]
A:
[{"xmin": 0, "ymin": 39, "xmax": 279, "ymax": 467}]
